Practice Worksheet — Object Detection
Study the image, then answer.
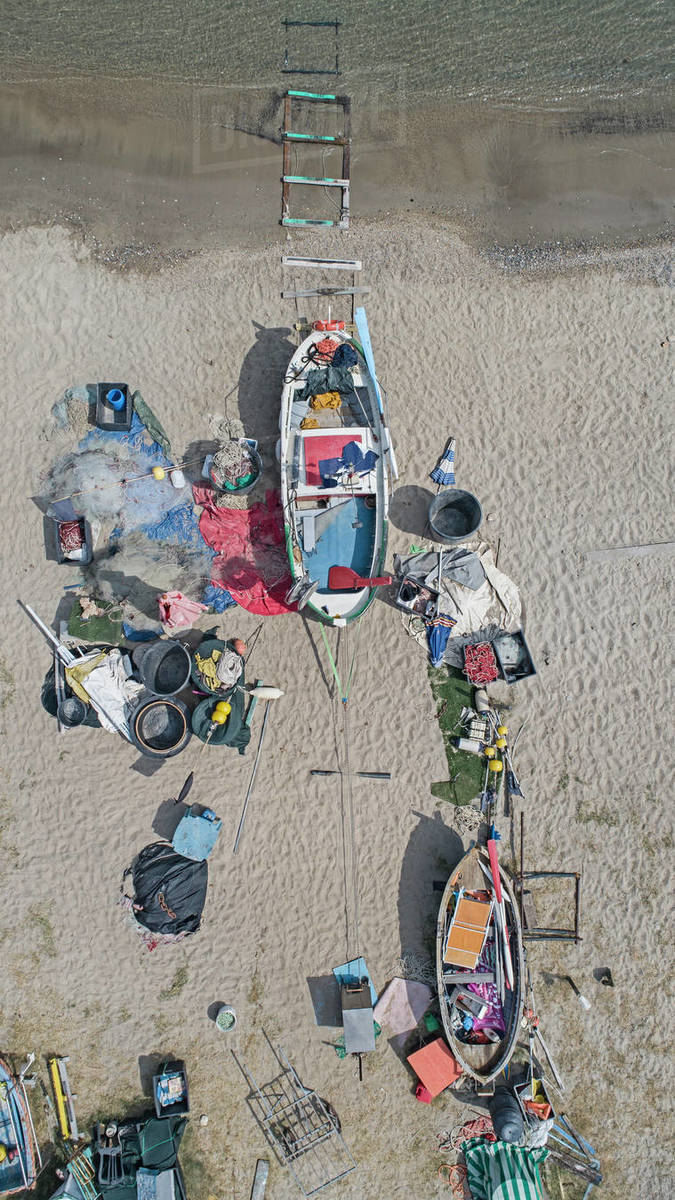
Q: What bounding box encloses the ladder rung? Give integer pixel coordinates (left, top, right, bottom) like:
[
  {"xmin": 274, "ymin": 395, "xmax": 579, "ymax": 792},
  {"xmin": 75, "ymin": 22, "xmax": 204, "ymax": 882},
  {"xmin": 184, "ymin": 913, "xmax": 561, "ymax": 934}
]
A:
[
  {"xmin": 282, "ymin": 175, "xmax": 349, "ymax": 187},
  {"xmin": 282, "ymin": 218, "xmax": 338, "ymax": 227},
  {"xmin": 283, "ymin": 132, "xmax": 349, "ymax": 145},
  {"xmin": 287, "ymin": 90, "xmax": 338, "ymax": 101}
]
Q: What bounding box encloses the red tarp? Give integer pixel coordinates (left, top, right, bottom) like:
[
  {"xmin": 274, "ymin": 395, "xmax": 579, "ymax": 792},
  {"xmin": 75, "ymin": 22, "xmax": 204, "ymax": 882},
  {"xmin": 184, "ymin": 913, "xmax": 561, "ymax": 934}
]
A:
[{"xmin": 193, "ymin": 484, "xmax": 296, "ymax": 616}]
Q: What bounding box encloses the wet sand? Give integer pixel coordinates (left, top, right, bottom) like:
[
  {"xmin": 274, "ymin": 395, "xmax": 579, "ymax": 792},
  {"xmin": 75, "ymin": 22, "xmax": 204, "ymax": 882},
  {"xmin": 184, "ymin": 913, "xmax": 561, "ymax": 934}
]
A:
[{"xmin": 1, "ymin": 76, "xmax": 673, "ymax": 260}]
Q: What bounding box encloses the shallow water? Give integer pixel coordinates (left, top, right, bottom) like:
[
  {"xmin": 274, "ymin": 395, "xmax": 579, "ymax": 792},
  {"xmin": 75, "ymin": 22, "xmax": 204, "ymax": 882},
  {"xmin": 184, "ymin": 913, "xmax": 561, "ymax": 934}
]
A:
[{"xmin": 3, "ymin": 0, "xmax": 672, "ymax": 109}]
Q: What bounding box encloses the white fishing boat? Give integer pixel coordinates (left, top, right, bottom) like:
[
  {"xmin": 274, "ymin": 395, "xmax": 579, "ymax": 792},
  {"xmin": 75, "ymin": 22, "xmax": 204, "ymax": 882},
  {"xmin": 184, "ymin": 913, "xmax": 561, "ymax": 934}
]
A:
[{"xmin": 279, "ymin": 311, "xmax": 396, "ymax": 625}]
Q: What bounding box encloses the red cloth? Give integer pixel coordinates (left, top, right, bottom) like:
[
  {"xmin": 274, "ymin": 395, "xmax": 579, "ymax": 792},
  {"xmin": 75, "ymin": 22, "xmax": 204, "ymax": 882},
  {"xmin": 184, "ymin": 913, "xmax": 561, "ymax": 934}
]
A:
[
  {"xmin": 415, "ymin": 1084, "xmax": 432, "ymax": 1104},
  {"xmin": 193, "ymin": 485, "xmax": 296, "ymax": 616}
]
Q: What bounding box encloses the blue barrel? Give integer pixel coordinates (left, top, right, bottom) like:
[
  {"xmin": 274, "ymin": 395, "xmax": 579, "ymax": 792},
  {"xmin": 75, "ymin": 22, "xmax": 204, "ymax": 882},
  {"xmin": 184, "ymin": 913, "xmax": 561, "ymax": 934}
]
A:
[{"xmin": 106, "ymin": 387, "xmax": 125, "ymax": 410}]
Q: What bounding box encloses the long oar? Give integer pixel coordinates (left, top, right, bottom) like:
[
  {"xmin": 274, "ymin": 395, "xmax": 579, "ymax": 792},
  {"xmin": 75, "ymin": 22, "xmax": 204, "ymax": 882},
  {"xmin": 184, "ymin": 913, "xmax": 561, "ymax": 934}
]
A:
[{"xmin": 233, "ymin": 691, "xmax": 284, "ymax": 854}]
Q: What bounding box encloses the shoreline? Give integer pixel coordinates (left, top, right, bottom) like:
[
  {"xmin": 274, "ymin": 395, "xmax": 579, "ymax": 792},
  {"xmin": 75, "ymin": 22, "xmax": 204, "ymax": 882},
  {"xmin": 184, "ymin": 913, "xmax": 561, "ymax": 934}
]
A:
[{"xmin": 1, "ymin": 75, "xmax": 672, "ymax": 267}]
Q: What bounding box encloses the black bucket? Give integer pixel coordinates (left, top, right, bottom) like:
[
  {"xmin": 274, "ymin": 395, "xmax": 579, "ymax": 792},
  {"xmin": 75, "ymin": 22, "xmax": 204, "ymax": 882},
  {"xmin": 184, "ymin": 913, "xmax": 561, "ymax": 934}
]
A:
[
  {"xmin": 135, "ymin": 640, "xmax": 191, "ymax": 697},
  {"xmin": 428, "ymin": 489, "xmax": 482, "ymax": 544},
  {"xmin": 130, "ymin": 697, "xmax": 192, "ymax": 759},
  {"xmin": 57, "ymin": 696, "xmax": 87, "ymax": 727},
  {"xmin": 488, "ymin": 1087, "xmax": 524, "ymax": 1143}
]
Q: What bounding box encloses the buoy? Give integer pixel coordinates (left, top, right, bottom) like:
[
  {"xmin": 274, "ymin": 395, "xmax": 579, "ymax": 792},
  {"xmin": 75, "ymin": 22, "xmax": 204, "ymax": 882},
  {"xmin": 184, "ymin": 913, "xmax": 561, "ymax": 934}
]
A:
[
  {"xmin": 248, "ymin": 685, "xmax": 284, "ymax": 701},
  {"xmin": 215, "ymin": 701, "xmax": 231, "ymax": 716},
  {"xmin": 152, "ymin": 466, "xmax": 166, "ymax": 481},
  {"xmin": 497, "ymin": 725, "xmax": 508, "ymax": 736},
  {"xmin": 495, "ymin": 737, "xmax": 507, "ymax": 750},
  {"xmin": 313, "ymin": 319, "xmax": 345, "ymax": 332},
  {"xmin": 484, "ymin": 746, "xmax": 497, "ymax": 759},
  {"xmin": 212, "ymin": 711, "xmax": 227, "ymax": 725},
  {"xmin": 488, "ymin": 759, "xmax": 503, "ymax": 773},
  {"xmin": 170, "ymin": 469, "xmax": 186, "ymax": 489}
]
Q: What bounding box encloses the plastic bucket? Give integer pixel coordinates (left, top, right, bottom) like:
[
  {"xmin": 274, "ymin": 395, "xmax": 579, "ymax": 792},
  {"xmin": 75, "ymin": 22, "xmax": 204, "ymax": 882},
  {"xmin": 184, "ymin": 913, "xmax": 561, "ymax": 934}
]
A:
[
  {"xmin": 209, "ymin": 442, "xmax": 263, "ymax": 496},
  {"xmin": 106, "ymin": 387, "xmax": 125, "ymax": 411},
  {"xmin": 136, "ymin": 640, "xmax": 191, "ymax": 697},
  {"xmin": 57, "ymin": 696, "xmax": 87, "ymax": 727},
  {"xmin": 428, "ymin": 488, "xmax": 482, "ymax": 544},
  {"xmin": 215, "ymin": 1005, "xmax": 237, "ymax": 1032},
  {"xmin": 130, "ymin": 697, "xmax": 192, "ymax": 758}
]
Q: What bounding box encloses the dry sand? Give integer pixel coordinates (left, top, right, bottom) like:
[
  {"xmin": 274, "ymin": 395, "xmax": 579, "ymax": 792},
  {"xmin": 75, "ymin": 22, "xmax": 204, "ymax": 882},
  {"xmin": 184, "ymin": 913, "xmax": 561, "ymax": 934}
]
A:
[{"xmin": 0, "ymin": 217, "xmax": 673, "ymax": 1199}]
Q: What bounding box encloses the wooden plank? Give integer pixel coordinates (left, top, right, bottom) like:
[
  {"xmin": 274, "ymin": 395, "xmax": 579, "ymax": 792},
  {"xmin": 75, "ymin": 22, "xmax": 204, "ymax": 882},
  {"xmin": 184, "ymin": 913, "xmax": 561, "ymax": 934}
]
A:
[
  {"xmin": 281, "ymin": 286, "xmax": 371, "ymax": 299},
  {"xmin": 283, "ymin": 174, "xmax": 350, "ymax": 187},
  {"xmin": 287, "ymin": 89, "xmax": 337, "ymax": 101},
  {"xmin": 282, "ymin": 217, "xmax": 339, "ymax": 227},
  {"xmin": 282, "ymin": 256, "xmax": 362, "ymax": 270},
  {"xmin": 283, "ymin": 132, "xmax": 350, "ymax": 145},
  {"xmin": 586, "ymin": 540, "xmax": 675, "ymax": 562},
  {"xmin": 250, "ymin": 1158, "xmax": 269, "ymax": 1200}
]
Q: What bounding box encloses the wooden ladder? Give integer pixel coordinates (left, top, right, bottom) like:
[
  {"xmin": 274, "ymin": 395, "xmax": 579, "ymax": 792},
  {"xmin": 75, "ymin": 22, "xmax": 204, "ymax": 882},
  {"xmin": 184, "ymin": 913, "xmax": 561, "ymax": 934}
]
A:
[{"xmin": 281, "ymin": 91, "xmax": 351, "ymax": 229}]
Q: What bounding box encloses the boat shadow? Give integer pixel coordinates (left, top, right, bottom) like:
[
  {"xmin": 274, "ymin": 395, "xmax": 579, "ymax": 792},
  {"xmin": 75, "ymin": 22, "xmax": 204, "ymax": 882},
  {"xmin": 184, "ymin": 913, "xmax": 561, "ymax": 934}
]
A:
[
  {"xmin": 397, "ymin": 809, "xmax": 465, "ymax": 964},
  {"xmin": 388, "ymin": 484, "xmax": 435, "ymax": 537},
  {"xmin": 236, "ymin": 321, "xmax": 296, "ymax": 454}
]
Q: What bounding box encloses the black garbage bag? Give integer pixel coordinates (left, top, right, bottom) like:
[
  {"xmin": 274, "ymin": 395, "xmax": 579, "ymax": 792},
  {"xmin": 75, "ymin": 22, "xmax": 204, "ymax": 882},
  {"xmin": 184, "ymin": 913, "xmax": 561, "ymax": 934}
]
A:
[{"xmin": 126, "ymin": 843, "xmax": 208, "ymax": 935}]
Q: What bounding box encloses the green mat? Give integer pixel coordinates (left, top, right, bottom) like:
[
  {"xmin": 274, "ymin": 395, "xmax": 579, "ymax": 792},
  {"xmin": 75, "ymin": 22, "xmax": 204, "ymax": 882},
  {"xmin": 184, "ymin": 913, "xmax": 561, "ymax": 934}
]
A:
[{"xmin": 428, "ymin": 665, "xmax": 486, "ymax": 806}]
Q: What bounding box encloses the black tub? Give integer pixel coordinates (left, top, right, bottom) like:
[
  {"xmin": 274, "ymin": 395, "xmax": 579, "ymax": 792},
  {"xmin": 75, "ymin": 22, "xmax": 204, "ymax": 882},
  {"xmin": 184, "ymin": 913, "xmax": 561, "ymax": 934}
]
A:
[
  {"xmin": 135, "ymin": 640, "xmax": 191, "ymax": 697},
  {"xmin": 130, "ymin": 697, "xmax": 192, "ymax": 758},
  {"xmin": 428, "ymin": 488, "xmax": 482, "ymax": 544}
]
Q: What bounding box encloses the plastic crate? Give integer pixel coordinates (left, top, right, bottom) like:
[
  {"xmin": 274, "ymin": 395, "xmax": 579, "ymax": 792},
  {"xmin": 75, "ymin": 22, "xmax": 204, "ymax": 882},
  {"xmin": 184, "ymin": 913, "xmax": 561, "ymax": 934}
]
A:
[
  {"xmin": 95, "ymin": 382, "xmax": 133, "ymax": 431},
  {"xmin": 492, "ymin": 629, "xmax": 536, "ymax": 685},
  {"xmin": 153, "ymin": 1060, "xmax": 190, "ymax": 1119}
]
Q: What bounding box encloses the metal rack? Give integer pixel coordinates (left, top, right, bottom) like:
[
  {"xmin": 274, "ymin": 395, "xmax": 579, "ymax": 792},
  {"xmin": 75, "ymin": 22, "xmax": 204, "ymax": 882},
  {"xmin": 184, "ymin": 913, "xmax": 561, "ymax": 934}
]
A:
[{"xmin": 234, "ymin": 1039, "xmax": 356, "ymax": 1196}]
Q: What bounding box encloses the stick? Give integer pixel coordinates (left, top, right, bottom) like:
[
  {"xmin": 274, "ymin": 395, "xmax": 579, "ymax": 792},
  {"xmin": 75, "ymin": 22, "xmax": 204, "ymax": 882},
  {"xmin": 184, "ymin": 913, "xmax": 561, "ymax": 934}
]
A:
[
  {"xmin": 233, "ymin": 703, "xmax": 271, "ymax": 854},
  {"xmin": 534, "ymin": 1026, "xmax": 565, "ymax": 1093},
  {"xmin": 310, "ymin": 769, "xmax": 390, "ymax": 779}
]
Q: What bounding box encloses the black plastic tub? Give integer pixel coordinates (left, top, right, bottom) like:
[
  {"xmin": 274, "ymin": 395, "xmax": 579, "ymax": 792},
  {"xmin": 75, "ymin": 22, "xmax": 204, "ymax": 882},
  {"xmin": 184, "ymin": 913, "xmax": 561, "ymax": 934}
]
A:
[
  {"xmin": 95, "ymin": 382, "xmax": 133, "ymax": 432},
  {"xmin": 130, "ymin": 697, "xmax": 192, "ymax": 758},
  {"xmin": 492, "ymin": 629, "xmax": 537, "ymax": 685},
  {"xmin": 135, "ymin": 640, "xmax": 191, "ymax": 697},
  {"xmin": 428, "ymin": 489, "xmax": 482, "ymax": 544}
]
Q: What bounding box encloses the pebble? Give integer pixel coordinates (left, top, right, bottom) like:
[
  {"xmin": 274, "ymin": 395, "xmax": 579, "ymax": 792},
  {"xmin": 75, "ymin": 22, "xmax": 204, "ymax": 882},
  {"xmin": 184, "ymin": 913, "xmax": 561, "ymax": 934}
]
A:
[{"xmin": 199, "ymin": 1114, "xmax": 209, "ymax": 1127}]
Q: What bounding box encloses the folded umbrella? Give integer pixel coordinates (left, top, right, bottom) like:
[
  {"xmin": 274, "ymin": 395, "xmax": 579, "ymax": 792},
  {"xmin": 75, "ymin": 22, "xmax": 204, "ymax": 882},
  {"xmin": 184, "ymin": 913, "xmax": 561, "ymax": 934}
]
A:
[{"xmin": 430, "ymin": 437, "xmax": 456, "ymax": 487}]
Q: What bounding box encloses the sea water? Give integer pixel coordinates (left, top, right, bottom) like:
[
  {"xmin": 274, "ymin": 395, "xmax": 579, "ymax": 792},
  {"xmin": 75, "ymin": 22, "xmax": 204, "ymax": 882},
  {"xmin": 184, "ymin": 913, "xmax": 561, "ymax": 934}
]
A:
[{"xmin": 2, "ymin": 0, "xmax": 671, "ymax": 111}]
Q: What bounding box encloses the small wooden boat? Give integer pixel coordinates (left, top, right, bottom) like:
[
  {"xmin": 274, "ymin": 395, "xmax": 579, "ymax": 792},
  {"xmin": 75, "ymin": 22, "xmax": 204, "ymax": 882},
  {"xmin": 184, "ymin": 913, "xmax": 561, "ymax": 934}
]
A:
[
  {"xmin": 436, "ymin": 845, "xmax": 524, "ymax": 1083},
  {"xmin": 279, "ymin": 317, "xmax": 394, "ymax": 626},
  {"xmin": 0, "ymin": 1057, "xmax": 37, "ymax": 1195}
]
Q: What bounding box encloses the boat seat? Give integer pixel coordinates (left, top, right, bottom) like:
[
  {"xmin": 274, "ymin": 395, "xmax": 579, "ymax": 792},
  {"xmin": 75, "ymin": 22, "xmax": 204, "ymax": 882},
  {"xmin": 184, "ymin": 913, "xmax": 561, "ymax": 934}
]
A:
[
  {"xmin": 443, "ymin": 894, "xmax": 493, "ymax": 969},
  {"xmin": 302, "ymin": 513, "xmax": 316, "ymax": 553}
]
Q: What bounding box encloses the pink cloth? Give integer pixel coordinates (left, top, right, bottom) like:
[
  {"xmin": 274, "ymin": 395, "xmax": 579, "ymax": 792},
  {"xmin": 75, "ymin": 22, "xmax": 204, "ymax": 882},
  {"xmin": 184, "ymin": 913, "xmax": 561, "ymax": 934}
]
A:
[
  {"xmin": 158, "ymin": 590, "xmax": 208, "ymax": 630},
  {"xmin": 193, "ymin": 485, "xmax": 296, "ymax": 617}
]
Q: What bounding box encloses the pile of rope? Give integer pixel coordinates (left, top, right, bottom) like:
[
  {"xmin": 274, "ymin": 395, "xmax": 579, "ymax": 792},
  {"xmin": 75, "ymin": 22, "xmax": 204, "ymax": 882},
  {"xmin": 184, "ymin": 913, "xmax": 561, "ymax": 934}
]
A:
[{"xmin": 437, "ymin": 1117, "xmax": 495, "ymax": 1196}]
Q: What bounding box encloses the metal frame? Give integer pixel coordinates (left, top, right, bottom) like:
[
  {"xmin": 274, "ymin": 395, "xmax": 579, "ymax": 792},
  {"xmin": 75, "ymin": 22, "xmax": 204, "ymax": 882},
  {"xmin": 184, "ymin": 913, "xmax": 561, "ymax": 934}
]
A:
[
  {"xmin": 281, "ymin": 92, "xmax": 351, "ymax": 229},
  {"xmin": 282, "ymin": 20, "xmax": 340, "ymax": 76},
  {"xmin": 233, "ymin": 1039, "xmax": 356, "ymax": 1196},
  {"xmin": 519, "ymin": 813, "xmax": 582, "ymax": 942}
]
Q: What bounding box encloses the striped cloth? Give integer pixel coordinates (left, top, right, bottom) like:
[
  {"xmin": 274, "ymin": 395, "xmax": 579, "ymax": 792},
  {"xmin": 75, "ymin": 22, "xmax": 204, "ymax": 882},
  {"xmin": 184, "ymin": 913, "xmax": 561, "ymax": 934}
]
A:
[
  {"xmin": 463, "ymin": 1139, "xmax": 548, "ymax": 1200},
  {"xmin": 430, "ymin": 436, "xmax": 456, "ymax": 487}
]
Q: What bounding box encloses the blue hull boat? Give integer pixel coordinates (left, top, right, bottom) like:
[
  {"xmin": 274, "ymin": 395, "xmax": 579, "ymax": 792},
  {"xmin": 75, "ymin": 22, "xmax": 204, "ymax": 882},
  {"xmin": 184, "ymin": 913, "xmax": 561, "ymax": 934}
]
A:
[{"xmin": 0, "ymin": 1057, "xmax": 37, "ymax": 1195}]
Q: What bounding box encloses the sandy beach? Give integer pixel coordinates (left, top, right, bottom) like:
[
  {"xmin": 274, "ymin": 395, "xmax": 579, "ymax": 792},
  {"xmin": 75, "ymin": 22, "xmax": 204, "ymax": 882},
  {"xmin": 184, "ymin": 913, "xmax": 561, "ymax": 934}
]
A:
[{"xmin": 0, "ymin": 204, "xmax": 672, "ymax": 1200}]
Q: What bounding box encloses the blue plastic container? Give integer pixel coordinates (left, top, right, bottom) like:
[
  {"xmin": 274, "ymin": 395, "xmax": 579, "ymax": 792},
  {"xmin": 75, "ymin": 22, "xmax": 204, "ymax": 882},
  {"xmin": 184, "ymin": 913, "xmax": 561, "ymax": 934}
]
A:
[{"xmin": 106, "ymin": 387, "xmax": 125, "ymax": 410}]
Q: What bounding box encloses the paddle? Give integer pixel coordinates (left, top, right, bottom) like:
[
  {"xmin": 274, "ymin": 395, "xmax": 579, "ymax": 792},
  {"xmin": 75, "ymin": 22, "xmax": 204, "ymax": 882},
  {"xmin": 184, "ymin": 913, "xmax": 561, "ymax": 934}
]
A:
[{"xmin": 327, "ymin": 566, "xmax": 392, "ymax": 590}]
